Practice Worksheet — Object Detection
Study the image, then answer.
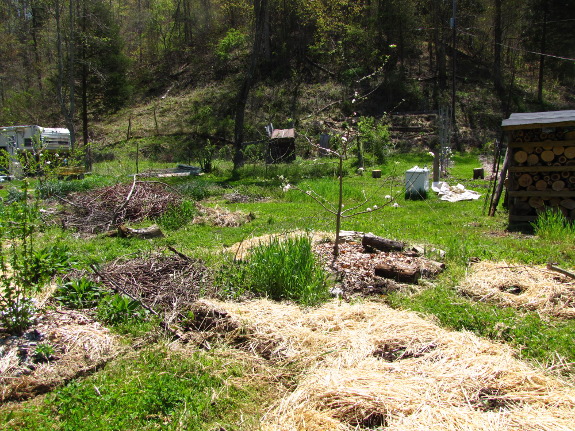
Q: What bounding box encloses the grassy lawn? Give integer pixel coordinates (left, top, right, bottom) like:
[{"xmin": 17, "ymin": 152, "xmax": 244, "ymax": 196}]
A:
[{"xmin": 2, "ymin": 150, "xmax": 575, "ymax": 429}]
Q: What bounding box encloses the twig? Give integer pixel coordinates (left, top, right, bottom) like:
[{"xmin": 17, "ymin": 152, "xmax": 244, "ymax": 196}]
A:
[
  {"xmin": 167, "ymin": 245, "xmax": 193, "ymax": 262},
  {"xmin": 111, "ymin": 175, "xmax": 138, "ymax": 224},
  {"xmin": 546, "ymin": 262, "xmax": 575, "ymax": 279}
]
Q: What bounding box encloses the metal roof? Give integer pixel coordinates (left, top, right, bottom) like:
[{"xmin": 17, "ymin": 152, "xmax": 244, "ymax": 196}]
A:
[
  {"xmin": 271, "ymin": 128, "xmax": 295, "ymax": 139},
  {"xmin": 502, "ymin": 110, "xmax": 575, "ymax": 130}
]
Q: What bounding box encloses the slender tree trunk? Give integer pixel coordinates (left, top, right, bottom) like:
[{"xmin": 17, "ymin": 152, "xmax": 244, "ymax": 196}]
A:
[
  {"xmin": 493, "ymin": 0, "xmax": 504, "ymax": 95},
  {"xmin": 537, "ymin": 1, "xmax": 547, "ymax": 105},
  {"xmin": 80, "ymin": 0, "xmax": 91, "ymax": 171},
  {"xmin": 233, "ymin": 0, "xmax": 269, "ymax": 173}
]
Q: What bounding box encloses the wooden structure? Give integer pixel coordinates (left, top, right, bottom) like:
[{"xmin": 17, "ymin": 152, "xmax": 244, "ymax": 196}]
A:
[
  {"xmin": 266, "ymin": 128, "xmax": 296, "ymax": 163},
  {"xmin": 502, "ymin": 110, "xmax": 575, "ymax": 223}
]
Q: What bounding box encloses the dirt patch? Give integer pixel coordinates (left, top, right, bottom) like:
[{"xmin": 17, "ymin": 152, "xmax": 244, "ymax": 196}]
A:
[
  {"xmin": 0, "ymin": 310, "xmax": 119, "ymax": 402},
  {"xmin": 459, "ymin": 261, "xmax": 575, "ymax": 318},
  {"xmin": 191, "ymin": 299, "xmax": 575, "ymax": 431}
]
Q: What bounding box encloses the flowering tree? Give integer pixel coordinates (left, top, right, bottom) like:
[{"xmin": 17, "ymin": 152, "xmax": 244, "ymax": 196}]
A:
[{"xmin": 282, "ymin": 137, "xmax": 394, "ymax": 259}]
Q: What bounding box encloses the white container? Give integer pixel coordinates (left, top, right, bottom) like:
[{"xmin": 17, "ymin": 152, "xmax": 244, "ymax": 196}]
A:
[{"xmin": 405, "ymin": 166, "xmax": 429, "ymax": 199}]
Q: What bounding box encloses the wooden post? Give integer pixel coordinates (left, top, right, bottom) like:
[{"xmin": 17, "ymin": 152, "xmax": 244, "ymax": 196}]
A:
[
  {"xmin": 473, "ymin": 168, "xmax": 484, "ymax": 179},
  {"xmin": 433, "ymin": 153, "xmax": 440, "ymax": 183}
]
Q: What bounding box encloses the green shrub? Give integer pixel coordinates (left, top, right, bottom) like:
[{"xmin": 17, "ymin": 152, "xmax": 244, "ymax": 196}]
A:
[
  {"xmin": 55, "ymin": 277, "xmax": 107, "ymax": 309},
  {"xmin": 176, "ymin": 180, "xmax": 211, "ymax": 200},
  {"xmin": 97, "ymin": 294, "xmax": 148, "ymax": 324},
  {"xmin": 221, "ymin": 236, "xmax": 330, "ymax": 306}
]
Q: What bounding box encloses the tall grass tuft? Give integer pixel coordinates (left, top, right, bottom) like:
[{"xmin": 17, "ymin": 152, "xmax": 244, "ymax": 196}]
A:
[
  {"xmin": 219, "ymin": 236, "xmax": 330, "ymax": 306},
  {"xmin": 532, "ymin": 208, "xmax": 575, "ymax": 242}
]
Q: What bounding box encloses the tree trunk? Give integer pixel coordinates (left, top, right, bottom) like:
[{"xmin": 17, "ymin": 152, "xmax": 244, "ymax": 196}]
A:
[
  {"xmin": 537, "ymin": 1, "xmax": 547, "ymax": 105},
  {"xmin": 375, "ymin": 262, "xmax": 420, "ymax": 283},
  {"xmin": 233, "ymin": 0, "xmax": 269, "ymax": 173},
  {"xmin": 493, "ymin": 0, "xmax": 503, "ymax": 95}
]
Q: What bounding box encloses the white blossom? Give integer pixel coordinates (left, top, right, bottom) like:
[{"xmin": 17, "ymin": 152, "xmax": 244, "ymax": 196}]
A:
[
  {"xmin": 392, "ymin": 202, "xmax": 399, "ymax": 208},
  {"xmin": 385, "ymin": 195, "xmax": 391, "ymax": 200}
]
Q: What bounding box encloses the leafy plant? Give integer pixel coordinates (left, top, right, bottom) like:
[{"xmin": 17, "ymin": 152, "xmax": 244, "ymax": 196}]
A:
[
  {"xmin": 97, "ymin": 294, "xmax": 147, "ymax": 324},
  {"xmin": 55, "ymin": 277, "xmax": 107, "ymax": 309},
  {"xmin": 33, "ymin": 343, "xmax": 55, "ymax": 363},
  {"xmin": 0, "ymin": 180, "xmax": 42, "ymax": 334}
]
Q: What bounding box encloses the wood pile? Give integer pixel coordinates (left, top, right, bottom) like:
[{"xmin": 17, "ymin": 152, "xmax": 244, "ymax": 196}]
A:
[{"xmin": 506, "ymin": 127, "xmax": 575, "ymax": 222}]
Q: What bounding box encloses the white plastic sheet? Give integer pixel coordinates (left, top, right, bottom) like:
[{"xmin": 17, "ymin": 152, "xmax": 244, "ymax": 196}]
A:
[{"xmin": 432, "ymin": 181, "xmax": 481, "ymax": 202}]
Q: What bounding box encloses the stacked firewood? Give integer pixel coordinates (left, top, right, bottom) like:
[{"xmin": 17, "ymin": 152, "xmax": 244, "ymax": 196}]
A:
[{"xmin": 509, "ymin": 128, "xmax": 575, "ymax": 218}]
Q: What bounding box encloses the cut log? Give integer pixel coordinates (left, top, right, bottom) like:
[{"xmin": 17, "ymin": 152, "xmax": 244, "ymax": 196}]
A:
[
  {"xmin": 517, "ymin": 173, "xmax": 533, "ymax": 188},
  {"xmin": 541, "ymin": 150, "xmax": 555, "ymax": 163},
  {"xmin": 553, "ymin": 146, "xmax": 565, "ymax": 155},
  {"xmin": 564, "ymin": 146, "xmax": 575, "ymax": 159},
  {"xmin": 118, "ymin": 224, "xmax": 165, "ymax": 239},
  {"xmin": 527, "ymin": 154, "xmax": 540, "ymax": 165},
  {"xmin": 372, "ymin": 170, "xmax": 382, "ymax": 178},
  {"xmin": 561, "ymin": 199, "xmax": 575, "ymax": 210},
  {"xmin": 528, "ymin": 196, "xmax": 545, "ymax": 209},
  {"xmin": 552, "ymin": 180, "xmax": 566, "ymax": 191},
  {"xmin": 375, "ymin": 262, "xmax": 420, "ymax": 283},
  {"xmin": 535, "ymin": 180, "xmax": 548, "ymax": 191},
  {"xmin": 513, "ymin": 150, "xmax": 528, "ymax": 164},
  {"xmin": 473, "ymin": 168, "xmax": 484, "ymax": 179},
  {"xmin": 362, "ymin": 234, "xmax": 405, "ymax": 252}
]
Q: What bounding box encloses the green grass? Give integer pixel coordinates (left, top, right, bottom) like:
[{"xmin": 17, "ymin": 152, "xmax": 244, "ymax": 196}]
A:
[
  {"xmin": 0, "ymin": 345, "xmax": 268, "ymax": 431},
  {"xmin": 218, "ymin": 235, "xmax": 330, "ymax": 306}
]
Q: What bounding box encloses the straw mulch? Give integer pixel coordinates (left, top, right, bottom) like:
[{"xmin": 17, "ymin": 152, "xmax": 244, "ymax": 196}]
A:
[
  {"xmin": 459, "ymin": 261, "xmax": 575, "ymax": 318},
  {"xmin": 192, "ymin": 204, "xmax": 254, "ymax": 227},
  {"xmin": 191, "ymin": 299, "xmax": 575, "ymax": 431},
  {"xmin": 0, "ymin": 309, "xmax": 119, "ymax": 402}
]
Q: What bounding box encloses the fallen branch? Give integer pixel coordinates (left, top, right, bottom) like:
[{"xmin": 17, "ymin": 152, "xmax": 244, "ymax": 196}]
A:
[{"xmin": 546, "ymin": 262, "xmax": 575, "ymax": 280}]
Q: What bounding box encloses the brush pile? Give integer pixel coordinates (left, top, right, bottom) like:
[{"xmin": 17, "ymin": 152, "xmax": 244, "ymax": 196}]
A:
[
  {"xmin": 190, "ymin": 299, "xmax": 575, "ymax": 430},
  {"xmin": 60, "ymin": 181, "xmax": 181, "ymax": 233},
  {"xmin": 459, "ymin": 261, "xmax": 575, "ymax": 318},
  {"xmin": 0, "ymin": 310, "xmax": 118, "ymax": 402},
  {"xmin": 82, "ymin": 252, "xmax": 212, "ymax": 325}
]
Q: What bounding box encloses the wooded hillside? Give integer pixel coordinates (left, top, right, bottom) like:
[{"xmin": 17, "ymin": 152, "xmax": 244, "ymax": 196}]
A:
[{"xmin": 1, "ymin": 0, "xmax": 574, "ymax": 151}]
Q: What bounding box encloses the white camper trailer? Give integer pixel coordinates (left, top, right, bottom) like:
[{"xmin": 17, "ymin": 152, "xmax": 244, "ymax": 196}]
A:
[{"xmin": 0, "ymin": 125, "xmax": 71, "ymax": 156}]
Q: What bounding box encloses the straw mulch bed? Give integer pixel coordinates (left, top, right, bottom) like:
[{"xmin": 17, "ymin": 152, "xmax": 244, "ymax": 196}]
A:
[
  {"xmin": 459, "ymin": 261, "xmax": 575, "ymax": 318},
  {"xmin": 190, "ymin": 299, "xmax": 575, "ymax": 431},
  {"xmin": 0, "ymin": 309, "xmax": 119, "ymax": 402},
  {"xmin": 59, "ymin": 181, "xmax": 181, "ymax": 233},
  {"xmin": 192, "ymin": 204, "xmax": 254, "ymax": 227}
]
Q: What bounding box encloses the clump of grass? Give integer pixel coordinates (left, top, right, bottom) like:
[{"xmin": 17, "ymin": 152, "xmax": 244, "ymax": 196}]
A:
[
  {"xmin": 157, "ymin": 200, "xmax": 197, "ymax": 230},
  {"xmin": 532, "ymin": 208, "xmax": 575, "ymax": 242},
  {"xmin": 219, "ymin": 236, "xmax": 330, "ymax": 306}
]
